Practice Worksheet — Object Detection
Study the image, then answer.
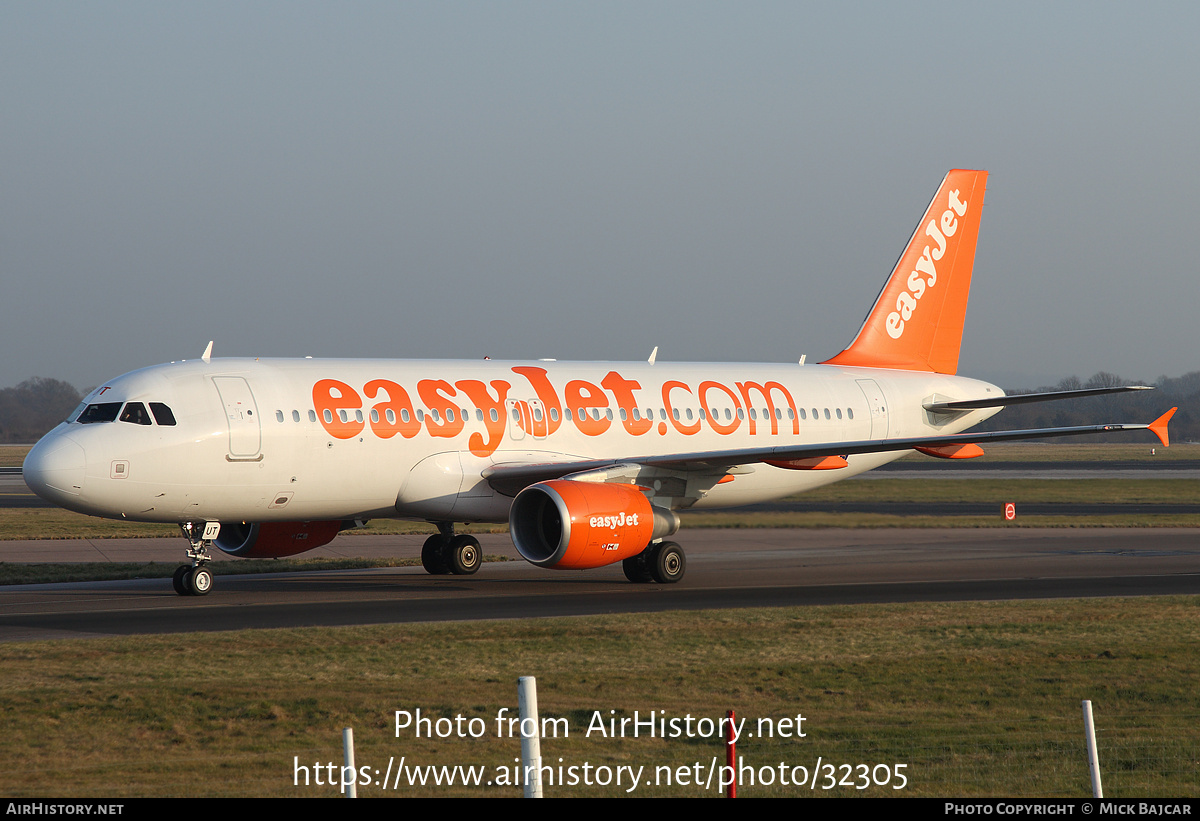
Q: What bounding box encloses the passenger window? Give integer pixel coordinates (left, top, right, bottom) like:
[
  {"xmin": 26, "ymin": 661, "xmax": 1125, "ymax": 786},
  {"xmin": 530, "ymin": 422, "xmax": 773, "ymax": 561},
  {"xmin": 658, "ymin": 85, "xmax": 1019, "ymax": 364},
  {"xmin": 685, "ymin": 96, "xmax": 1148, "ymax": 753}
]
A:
[
  {"xmin": 371, "ymin": 409, "xmax": 380, "ymax": 423},
  {"xmin": 847, "ymin": 408, "xmax": 854, "ymax": 420},
  {"xmin": 119, "ymin": 403, "xmax": 152, "ymax": 425},
  {"xmin": 78, "ymin": 402, "xmax": 122, "ymax": 424},
  {"xmin": 490, "ymin": 408, "xmax": 499, "ymax": 422},
  {"xmin": 824, "ymin": 408, "xmax": 831, "ymax": 420},
  {"xmin": 150, "ymin": 403, "xmax": 177, "ymax": 426},
  {"xmin": 836, "ymin": 408, "xmax": 843, "ymax": 419},
  {"xmin": 276, "ymin": 410, "xmax": 284, "ymax": 423},
  {"xmin": 549, "ymin": 408, "xmax": 559, "ymax": 422},
  {"xmin": 309, "ymin": 410, "xmax": 317, "ymax": 423},
  {"xmin": 386, "ymin": 409, "xmax": 396, "ymax": 424},
  {"xmin": 292, "ymin": 410, "xmax": 300, "ymax": 423}
]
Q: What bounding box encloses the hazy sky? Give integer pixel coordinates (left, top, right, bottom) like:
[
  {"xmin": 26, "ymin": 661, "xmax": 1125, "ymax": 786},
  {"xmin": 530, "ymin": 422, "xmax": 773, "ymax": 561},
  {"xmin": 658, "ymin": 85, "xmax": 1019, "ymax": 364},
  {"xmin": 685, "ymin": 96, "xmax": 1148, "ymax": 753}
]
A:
[{"xmin": 3, "ymin": 2, "xmax": 1197, "ymax": 391}]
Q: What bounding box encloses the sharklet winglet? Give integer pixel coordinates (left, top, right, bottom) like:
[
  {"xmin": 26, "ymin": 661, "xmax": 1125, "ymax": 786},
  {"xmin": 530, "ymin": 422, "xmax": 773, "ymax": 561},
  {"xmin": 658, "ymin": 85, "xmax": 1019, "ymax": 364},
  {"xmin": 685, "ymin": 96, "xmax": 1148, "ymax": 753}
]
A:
[{"xmin": 1149, "ymin": 407, "xmax": 1177, "ymax": 448}]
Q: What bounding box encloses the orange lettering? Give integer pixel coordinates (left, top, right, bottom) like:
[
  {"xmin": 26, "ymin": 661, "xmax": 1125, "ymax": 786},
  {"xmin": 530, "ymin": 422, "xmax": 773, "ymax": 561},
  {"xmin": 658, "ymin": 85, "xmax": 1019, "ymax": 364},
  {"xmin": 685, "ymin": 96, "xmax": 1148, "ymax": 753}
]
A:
[
  {"xmin": 510, "ymin": 367, "xmax": 563, "ymax": 436},
  {"xmin": 313, "ymin": 379, "xmax": 365, "ymax": 440},
  {"xmin": 417, "ymin": 379, "xmax": 465, "ymax": 439},
  {"xmin": 601, "ymin": 371, "xmax": 652, "ymax": 436},
  {"xmin": 565, "ymin": 380, "xmax": 611, "ymax": 436},
  {"xmin": 661, "ymin": 381, "xmax": 701, "ymax": 435},
  {"xmin": 736, "ymin": 381, "xmax": 798, "ymax": 435},
  {"xmin": 698, "ymin": 381, "xmax": 742, "ymax": 435},
  {"xmin": 455, "ymin": 379, "xmax": 511, "ymax": 457},
  {"xmin": 364, "ymin": 379, "xmax": 421, "ymax": 439}
]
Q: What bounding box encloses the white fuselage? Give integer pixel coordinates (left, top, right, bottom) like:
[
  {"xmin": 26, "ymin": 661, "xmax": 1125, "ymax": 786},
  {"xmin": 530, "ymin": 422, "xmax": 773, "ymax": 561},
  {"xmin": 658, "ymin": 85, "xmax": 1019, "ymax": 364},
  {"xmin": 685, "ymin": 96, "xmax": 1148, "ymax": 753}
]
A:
[{"xmin": 24, "ymin": 357, "xmax": 1002, "ymax": 526}]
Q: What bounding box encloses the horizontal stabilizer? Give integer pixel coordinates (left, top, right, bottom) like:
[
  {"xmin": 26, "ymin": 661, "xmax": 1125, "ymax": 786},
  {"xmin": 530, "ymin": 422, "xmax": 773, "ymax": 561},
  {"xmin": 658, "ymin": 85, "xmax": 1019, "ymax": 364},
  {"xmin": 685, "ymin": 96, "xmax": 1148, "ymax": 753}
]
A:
[{"xmin": 924, "ymin": 385, "xmax": 1153, "ymax": 413}]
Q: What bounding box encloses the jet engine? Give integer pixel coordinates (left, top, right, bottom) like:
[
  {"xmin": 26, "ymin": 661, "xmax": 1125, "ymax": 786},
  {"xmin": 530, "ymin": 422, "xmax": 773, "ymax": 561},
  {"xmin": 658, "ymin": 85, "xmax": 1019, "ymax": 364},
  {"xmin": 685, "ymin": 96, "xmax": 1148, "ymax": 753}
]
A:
[
  {"xmin": 509, "ymin": 480, "xmax": 679, "ymax": 570},
  {"xmin": 213, "ymin": 520, "xmax": 346, "ymax": 558}
]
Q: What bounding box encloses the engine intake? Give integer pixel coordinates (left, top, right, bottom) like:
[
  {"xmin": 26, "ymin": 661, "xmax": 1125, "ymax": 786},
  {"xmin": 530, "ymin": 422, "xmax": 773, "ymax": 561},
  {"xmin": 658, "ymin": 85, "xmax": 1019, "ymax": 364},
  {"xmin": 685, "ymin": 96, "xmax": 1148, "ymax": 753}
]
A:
[{"xmin": 509, "ymin": 480, "xmax": 679, "ymax": 570}]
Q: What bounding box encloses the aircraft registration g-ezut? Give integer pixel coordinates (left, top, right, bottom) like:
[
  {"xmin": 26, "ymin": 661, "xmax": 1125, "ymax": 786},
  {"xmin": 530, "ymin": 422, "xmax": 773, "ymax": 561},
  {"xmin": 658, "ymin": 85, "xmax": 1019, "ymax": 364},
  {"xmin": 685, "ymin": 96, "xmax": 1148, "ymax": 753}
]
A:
[{"xmin": 24, "ymin": 170, "xmax": 1176, "ymax": 596}]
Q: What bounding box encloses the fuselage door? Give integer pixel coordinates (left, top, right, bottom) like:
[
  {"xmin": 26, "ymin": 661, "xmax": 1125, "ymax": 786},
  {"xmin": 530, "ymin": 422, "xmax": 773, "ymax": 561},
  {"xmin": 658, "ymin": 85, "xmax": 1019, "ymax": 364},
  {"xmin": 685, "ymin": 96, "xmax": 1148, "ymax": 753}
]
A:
[
  {"xmin": 212, "ymin": 376, "xmax": 262, "ymax": 459},
  {"xmin": 855, "ymin": 379, "xmax": 889, "ymax": 440}
]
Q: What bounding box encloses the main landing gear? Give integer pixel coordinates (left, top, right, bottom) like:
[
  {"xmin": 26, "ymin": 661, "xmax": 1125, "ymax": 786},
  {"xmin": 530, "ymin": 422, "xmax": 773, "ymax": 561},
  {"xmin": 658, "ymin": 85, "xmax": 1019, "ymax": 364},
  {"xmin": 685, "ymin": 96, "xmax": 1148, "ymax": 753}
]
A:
[
  {"xmin": 174, "ymin": 521, "xmax": 216, "ymax": 596},
  {"xmin": 421, "ymin": 522, "xmax": 482, "ymax": 576},
  {"xmin": 622, "ymin": 540, "xmax": 686, "ymax": 584}
]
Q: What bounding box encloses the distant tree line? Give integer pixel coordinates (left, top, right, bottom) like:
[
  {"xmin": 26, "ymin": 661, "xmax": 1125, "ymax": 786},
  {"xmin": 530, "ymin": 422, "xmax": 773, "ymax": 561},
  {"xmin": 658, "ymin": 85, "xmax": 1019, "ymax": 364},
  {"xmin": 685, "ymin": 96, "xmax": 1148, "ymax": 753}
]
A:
[
  {"xmin": 0, "ymin": 378, "xmax": 83, "ymax": 443},
  {"xmin": 969, "ymin": 372, "xmax": 1197, "ymax": 444},
  {"xmin": 0, "ymin": 372, "xmax": 1196, "ymax": 445}
]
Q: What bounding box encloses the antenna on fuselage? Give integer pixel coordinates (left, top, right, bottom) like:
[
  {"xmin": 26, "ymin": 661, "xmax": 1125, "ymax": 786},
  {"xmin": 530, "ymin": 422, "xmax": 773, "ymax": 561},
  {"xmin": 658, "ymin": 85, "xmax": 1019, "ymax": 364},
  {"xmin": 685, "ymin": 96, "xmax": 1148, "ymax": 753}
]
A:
[
  {"xmin": 648, "ymin": 346, "xmax": 658, "ymax": 365},
  {"xmin": 201, "ymin": 341, "xmax": 213, "ymax": 364}
]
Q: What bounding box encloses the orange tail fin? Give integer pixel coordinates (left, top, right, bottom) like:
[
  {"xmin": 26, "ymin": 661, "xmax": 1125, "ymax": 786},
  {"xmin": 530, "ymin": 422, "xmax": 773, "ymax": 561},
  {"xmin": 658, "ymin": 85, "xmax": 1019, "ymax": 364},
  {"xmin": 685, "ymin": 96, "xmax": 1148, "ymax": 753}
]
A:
[{"xmin": 824, "ymin": 169, "xmax": 988, "ymax": 374}]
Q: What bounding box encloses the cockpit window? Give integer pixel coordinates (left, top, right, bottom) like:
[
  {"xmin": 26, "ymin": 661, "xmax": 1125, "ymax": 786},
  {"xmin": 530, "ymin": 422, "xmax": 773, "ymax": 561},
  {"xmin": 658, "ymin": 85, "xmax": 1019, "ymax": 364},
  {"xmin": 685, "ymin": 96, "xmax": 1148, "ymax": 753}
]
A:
[
  {"xmin": 149, "ymin": 402, "xmax": 176, "ymax": 426},
  {"xmin": 119, "ymin": 402, "xmax": 152, "ymax": 425},
  {"xmin": 77, "ymin": 402, "xmax": 123, "ymax": 424}
]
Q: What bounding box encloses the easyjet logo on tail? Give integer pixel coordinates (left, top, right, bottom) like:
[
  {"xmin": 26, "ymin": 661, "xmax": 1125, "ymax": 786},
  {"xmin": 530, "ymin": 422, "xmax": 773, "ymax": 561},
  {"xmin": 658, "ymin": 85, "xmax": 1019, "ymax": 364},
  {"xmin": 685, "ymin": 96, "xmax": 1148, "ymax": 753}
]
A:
[
  {"xmin": 885, "ymin": 188, "xmax": 969, "ymax": 339},
  {"xmin": 823, "ymin": 169, "xmax": 987, "ymax": 375}
]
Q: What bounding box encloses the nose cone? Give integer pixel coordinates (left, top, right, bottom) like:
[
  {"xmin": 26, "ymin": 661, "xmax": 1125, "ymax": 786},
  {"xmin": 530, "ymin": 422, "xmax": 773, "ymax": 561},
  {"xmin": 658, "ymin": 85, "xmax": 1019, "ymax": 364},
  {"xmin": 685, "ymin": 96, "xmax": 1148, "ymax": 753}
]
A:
[{"xmin": 24, "ymin": 433, "xmax": 86, "ymax": 503}]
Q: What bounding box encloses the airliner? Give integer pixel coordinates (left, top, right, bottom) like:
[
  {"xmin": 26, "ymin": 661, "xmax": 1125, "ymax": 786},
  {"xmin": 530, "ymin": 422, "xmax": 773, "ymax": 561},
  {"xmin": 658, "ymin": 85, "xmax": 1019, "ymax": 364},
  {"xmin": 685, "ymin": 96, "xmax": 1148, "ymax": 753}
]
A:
[{"xmin": 23, "ymin": 170, "xmax": 1174, "ymax": 596}]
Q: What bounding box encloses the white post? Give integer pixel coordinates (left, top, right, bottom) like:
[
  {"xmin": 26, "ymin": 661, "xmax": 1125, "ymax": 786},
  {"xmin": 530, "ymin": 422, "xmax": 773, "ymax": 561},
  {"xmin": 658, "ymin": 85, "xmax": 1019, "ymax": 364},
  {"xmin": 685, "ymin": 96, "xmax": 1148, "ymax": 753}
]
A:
[
  {"xmin": 519, "ymin": 676, "xmax": 543, "ymax": 798},
  {"xmin": 343, "ymin": 726, "xmax": 357, "ymax": 798},
  {"xmin": 1082, "ymin": 700, "xmax": 1103, "ymax": 798}
]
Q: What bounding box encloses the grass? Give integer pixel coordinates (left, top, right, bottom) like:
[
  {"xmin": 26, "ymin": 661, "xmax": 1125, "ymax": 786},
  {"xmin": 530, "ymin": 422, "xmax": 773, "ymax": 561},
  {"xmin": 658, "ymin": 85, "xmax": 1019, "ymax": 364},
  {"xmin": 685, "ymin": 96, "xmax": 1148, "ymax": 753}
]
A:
[
  {"xmin": 2, "ymin": 598, "xmax": 1197, "ymax": 797},
  {"xmin": 4, "ymin": 478, "xmax": 1197, "ymax": 542}
]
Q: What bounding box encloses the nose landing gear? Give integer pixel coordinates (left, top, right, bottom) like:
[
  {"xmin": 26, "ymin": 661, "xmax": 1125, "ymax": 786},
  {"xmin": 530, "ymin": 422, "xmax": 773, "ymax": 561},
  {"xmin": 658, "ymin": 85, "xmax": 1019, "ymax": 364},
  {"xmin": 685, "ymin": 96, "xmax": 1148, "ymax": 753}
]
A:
[{"xmin": 173, "ymin": 521, "xmax": 217, "ymax": 596}]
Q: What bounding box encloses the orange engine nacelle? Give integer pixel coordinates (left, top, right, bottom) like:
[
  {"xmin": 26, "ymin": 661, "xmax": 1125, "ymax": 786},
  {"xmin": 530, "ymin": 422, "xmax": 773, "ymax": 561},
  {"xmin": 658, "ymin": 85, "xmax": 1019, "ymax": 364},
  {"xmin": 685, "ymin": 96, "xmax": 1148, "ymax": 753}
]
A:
[
  {"xmin": 509, "ymin": 480, "xmax": 679, "ymax": 570},
  {"xmin": 213, "ymin": 520, "xmax": 346, "ymax": 558}
]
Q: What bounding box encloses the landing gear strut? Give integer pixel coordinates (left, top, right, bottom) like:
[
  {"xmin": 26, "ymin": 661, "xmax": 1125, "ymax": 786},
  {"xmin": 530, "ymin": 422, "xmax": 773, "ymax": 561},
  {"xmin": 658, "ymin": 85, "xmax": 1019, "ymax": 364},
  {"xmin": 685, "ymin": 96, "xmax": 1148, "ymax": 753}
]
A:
[
  {"xmin": 624, "ymin": 540, "xmax": 686, "ymax": 584},
  {"xmin": 421, "ymin": 522, "xmax": 481, "ymax": 576},
  {"xmin": 174, "ymin": 521, "xmax": 217, "ymax": 596}
]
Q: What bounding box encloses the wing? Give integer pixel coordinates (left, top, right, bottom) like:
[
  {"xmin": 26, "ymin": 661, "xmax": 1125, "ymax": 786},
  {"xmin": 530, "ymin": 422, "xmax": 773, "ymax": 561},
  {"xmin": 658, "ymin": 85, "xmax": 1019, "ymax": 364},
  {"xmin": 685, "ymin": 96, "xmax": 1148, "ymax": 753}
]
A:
[{"xmin": 482, "ymin": 407, "xmax": 1176, "ymax": 498}]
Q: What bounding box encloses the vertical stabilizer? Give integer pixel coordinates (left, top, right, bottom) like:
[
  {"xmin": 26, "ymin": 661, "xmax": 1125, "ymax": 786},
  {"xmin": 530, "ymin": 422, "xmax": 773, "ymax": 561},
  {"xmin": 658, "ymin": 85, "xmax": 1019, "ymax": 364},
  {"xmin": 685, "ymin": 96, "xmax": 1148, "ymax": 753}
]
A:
[{"xmin": 823, "ymin": 169, "xmax": 988, "ymax": 374}]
